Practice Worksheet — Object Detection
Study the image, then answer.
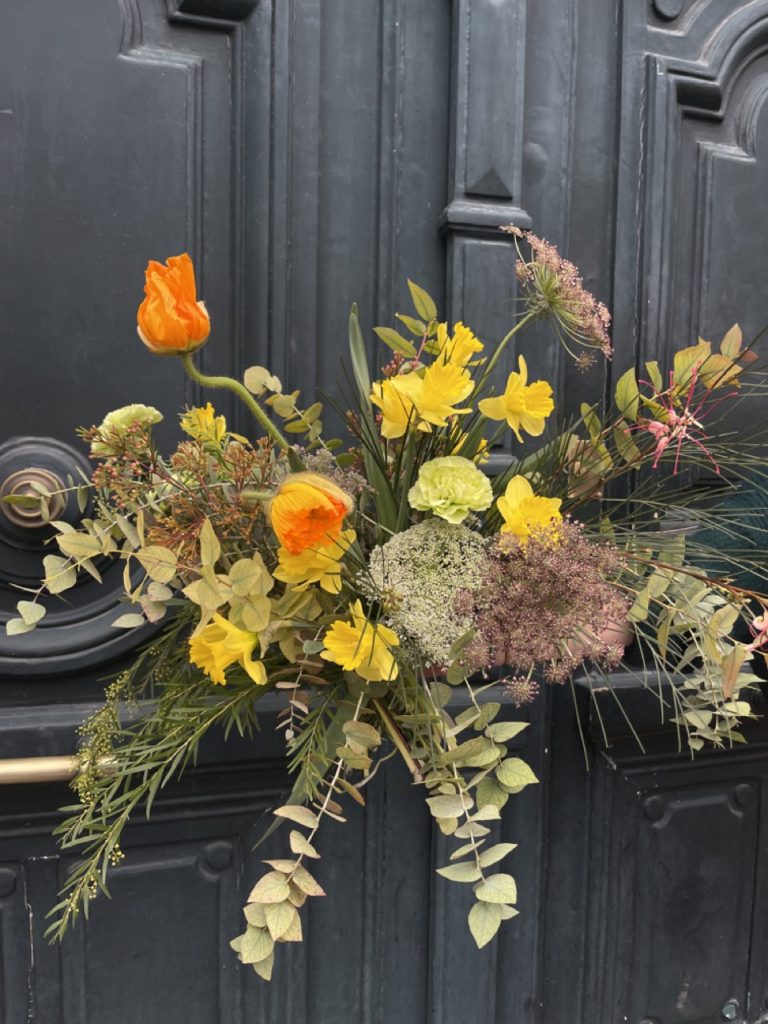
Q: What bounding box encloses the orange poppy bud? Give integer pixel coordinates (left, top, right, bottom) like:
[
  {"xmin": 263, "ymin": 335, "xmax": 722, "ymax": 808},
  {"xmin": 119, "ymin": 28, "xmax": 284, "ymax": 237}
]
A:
[
  {"xmin": 137, "ymin": 253, "xmax": 211, "ymax": 355},
  {"xmin": 269, "ymin": 472, "xmax": 354, "ymax": 555}
]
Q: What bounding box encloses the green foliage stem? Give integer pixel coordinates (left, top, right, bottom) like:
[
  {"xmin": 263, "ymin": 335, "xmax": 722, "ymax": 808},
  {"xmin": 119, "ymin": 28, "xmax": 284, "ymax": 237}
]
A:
[{"xmin": 180, "ymin": 353, "xmax": 290, "ymax": 451}]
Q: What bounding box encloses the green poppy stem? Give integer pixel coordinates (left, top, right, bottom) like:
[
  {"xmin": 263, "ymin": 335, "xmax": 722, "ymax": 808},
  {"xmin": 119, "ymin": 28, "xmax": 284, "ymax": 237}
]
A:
[
  {"xmin": 239, "ymin": 489, "xmax": 275, "ymax": 503},
  {"xmin": 180, "ymin": 353, "xmax": 290, "ymax": 451}
]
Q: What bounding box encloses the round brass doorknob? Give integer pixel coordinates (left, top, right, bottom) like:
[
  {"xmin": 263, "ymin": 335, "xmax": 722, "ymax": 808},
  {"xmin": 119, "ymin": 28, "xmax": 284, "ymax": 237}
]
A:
[
  {"xmin": 0, "ymin": 437, "xmax": 144, "ymax": 679},
  {"xmin": 0, "ymin": 466, "xmax": 67, "ymax": 528}
]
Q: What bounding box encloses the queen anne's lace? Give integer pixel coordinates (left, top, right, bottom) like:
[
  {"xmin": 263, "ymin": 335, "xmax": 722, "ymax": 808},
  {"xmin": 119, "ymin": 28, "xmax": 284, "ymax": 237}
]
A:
[{"xmin": 367, "ymin": 520, "xmax": 489, "ymax": 666}]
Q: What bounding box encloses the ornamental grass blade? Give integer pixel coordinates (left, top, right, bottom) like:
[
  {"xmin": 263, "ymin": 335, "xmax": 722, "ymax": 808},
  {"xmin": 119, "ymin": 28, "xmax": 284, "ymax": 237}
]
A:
[{"xmin": 348, "ymin": 304, "xmax": 371, "ymax": 406}]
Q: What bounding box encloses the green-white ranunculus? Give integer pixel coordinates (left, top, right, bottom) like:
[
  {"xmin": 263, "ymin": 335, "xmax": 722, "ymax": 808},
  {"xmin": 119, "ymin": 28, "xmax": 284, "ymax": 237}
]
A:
[
  {"xmin": 408, "ymin": 456, "xmax": 493, "ymax": 524},
  {"xmin": 91, "ymin": 404, "xmax": 163, "ymax": 456}
]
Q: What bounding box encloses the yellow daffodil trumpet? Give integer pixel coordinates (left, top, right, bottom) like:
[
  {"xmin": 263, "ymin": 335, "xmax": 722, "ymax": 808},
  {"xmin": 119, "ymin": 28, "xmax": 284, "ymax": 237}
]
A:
[
  {"xmin": 478, "ymin": 355, "xmax": 554, "ymax": 442},
  {"xmin": 189, "ymin": 614, "xmax": 267, "ymax": 686}
]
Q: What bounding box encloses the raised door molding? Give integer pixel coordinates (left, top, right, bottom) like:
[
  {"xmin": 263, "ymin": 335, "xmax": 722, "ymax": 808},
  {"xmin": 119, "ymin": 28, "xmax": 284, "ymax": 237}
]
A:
[
  {"xmin": 442, "ymin": 0, "xmax": 531, "ymax": 406},
  {"xmin": 612, "ymin": 0, "xmax": 768, "ymax": 389},
  {"xmin": 167, "ymin": 0, "xmax": 259, "ymax": 24},
  {"xmin": 244, "ymin": 0, "xmax": 453, "ymax": 424},
  {"xmin": 583, "ymin": 741, "xmax": 767, "ymax": 1023},
  {"xmin": 576, "ymin": 676, "xmax": 768, "ymax": 1024}
]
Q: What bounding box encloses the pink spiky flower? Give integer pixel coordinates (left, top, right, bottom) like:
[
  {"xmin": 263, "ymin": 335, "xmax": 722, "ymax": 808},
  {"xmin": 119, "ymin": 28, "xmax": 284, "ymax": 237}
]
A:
[{"xmin": 634, "ymin": 365, "xmax": 733, "ymax": 475}]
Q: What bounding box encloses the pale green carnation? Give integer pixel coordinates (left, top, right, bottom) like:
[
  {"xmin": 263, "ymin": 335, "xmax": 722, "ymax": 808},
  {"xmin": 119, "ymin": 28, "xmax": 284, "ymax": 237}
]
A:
[
  {"xmin": 408, "ymin": 456, "xmax": 493, "ymax": 524},
  {"xmin": 91, "ymin": 404, "xmax": 163, "ymax": 456}
]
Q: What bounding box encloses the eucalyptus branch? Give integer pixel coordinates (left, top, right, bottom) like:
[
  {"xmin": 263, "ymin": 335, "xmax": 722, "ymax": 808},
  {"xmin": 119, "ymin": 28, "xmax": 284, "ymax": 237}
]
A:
[
  {"xmin": 451, "ymin": 761, "xmax": 488, "ymax": 883},
  {"xmin": 282, "ymin": 693, "xmax": 365, "ymax": 885}
]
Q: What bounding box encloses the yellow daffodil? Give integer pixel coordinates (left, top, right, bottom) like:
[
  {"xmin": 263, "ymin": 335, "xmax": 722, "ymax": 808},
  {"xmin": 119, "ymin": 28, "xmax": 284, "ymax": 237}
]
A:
[
  {"xmin": 181, "ymin": 403, "xmax": 227, "ymax": 444},
  {"xmin": 370, "ymin": 361, "xmax": 473, "ymax": 439},
  {"xmin": 497, "ymin": 475, "xmax": 562, "ymax": 541},
  {"xmin": 189, "ymin": 614, "xmax": 267, "ymax": 685},
  {"xmin": 478, "ymin": 355, "xmax": 554, "ymax": 442},
  {"xmin": 370, "ymin": 376, "xmax": 419, "ymax": 440},
  {"xmin": 417, "ymin": 360, "xmax": 474, "ymax": 429},
  {"xmin": 435, "ymin": 321, "xmax": 484, "ymax": 366},
  {"xmin": 320, "ymin": 600, "xmax": 399, "ymax": 682},
  {"xmin": 274, "ymin": 529, "xmax": 356, "ymax": 593},
  {"xmin": 451, "ymin": 432, "xmax": 490, "ymax": 464}
]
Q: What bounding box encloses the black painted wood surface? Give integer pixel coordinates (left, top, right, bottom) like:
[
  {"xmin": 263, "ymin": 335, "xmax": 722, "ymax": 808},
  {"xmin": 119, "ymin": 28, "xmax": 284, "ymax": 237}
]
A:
[{"xmin": 1, "ymin": 2, "xmax": 767, "ymax": 1022}]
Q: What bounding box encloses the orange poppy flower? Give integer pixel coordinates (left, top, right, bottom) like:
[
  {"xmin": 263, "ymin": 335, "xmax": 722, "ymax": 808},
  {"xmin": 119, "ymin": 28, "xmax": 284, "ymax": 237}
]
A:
[
  {"xmin": 269, "ymin": 472, "xmax": 354, "ymax": 555},
  {"xmin": 137, "ymin": 253, "xmax": 210, "ymax": 355}
]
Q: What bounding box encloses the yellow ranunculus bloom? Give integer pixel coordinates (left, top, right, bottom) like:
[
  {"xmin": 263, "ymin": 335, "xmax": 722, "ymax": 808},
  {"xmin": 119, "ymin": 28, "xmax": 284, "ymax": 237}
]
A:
[
  {"xmin": 478, "ymin": 355, "xmax": 554, "ymax": 442},
  {"xmin": 180, "ymin": 403, "xmax": 227, "ymax": 444},
  {"xmin": 497, "ymin": 475, "xmax": 562, "ymax": 541},
  {"xmin": 435, "ymin": 322, "xmax": 484, "ymax": 367},
  {"xmin": 137, "ymin": 253, "xmax": 210, "ymax": 355},
  {"xmin": 189, "ymin": 614, "xmax": 267, "ymax": 686},
  {"xmin": 269, "ymin": 472, "xmax": 354, "ymax": 555},
  {"xmin": 320, "ymin": 600, "xmax": 399, "ymax": 682},
  {"xmin": 274, "ymin": 529, "xmax": 356, "ymax": 593}
]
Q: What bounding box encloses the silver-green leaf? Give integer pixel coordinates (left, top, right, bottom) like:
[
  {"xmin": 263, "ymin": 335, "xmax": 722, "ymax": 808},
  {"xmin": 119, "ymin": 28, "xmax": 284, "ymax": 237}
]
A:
[
  {"xmin": 468, "ymin": 901, "xmax": 503, "ymax": 949},
  {"xmin": 474, "ymin": 873, "xmax": 517, "ymax": 905},
  {"xmin": 436, "ymin": 862, "xmax": 482, "ymax": 883}
]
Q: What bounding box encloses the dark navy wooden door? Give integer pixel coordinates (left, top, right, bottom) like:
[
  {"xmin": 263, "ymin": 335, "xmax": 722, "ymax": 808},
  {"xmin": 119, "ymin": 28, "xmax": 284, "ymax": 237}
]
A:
[{"xmin": 2, "ymin": 2, "xmax": 768, "ymax": 1022}]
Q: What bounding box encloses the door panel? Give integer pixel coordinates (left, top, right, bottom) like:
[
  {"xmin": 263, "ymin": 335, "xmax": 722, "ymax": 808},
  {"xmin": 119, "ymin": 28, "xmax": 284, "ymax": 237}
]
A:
[
  {"xmin": 612, "ymin": 1, "xmax": 768, "ymax": 395},
  {"xmin": 0, "ymin": 0, "xmax": 246, "ymax": 444},
  {"xmin": 581, "ymin": 740, "xmax": 766, "ymax": 1024}
]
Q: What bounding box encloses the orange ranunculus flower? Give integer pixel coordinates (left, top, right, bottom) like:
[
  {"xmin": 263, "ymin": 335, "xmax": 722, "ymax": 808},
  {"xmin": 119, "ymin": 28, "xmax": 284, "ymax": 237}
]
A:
[
  {"xmin": 137, "ymin": 253, "xmax": 211, "ymax": 355},
  {"xmin": 269, "ymin": 472, "xmax": 354, "ymax": 555}
]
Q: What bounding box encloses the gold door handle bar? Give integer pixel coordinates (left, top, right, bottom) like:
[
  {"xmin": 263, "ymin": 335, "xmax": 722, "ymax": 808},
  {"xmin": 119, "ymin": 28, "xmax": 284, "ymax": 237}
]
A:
[{"xmin": 0, "ymin": 755, "xmax": 79, "ymax": 785}]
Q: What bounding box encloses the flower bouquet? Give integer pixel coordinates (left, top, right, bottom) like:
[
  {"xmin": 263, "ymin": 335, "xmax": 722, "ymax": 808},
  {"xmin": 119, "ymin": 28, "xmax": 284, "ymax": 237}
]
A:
[{"xmin": 8, "ymin": 234, "xmax": 768, "ymax": 980}]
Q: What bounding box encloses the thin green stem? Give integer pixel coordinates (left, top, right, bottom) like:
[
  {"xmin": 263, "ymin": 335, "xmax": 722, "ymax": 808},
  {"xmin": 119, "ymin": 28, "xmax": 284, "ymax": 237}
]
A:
[
  {"xmin": 240, "ymin": 489, "xmax": 276, "ymax": 503},
  {"xmin": 471, "ymin": 310, "xmax": 538, "ymax": 398},
  {"xmin": 180, "ymin": 353, "xmax": 290, "ymax": 451}
]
